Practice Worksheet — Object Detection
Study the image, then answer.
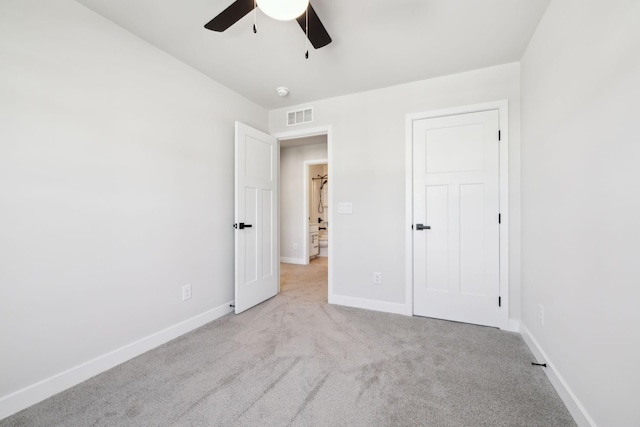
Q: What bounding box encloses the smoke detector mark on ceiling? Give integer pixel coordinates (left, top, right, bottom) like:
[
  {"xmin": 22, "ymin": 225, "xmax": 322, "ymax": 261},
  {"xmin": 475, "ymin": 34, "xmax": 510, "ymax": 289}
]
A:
[{"xmin": 287, "ymin": 108, "xmax": 313, "ymax": 126}]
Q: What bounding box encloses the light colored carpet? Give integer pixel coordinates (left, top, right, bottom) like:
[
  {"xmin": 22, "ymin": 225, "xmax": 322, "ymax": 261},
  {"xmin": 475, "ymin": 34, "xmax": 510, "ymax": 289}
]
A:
[{"xmin": 2, "ymin": 257, "xmax": 575, "ymax": 426}]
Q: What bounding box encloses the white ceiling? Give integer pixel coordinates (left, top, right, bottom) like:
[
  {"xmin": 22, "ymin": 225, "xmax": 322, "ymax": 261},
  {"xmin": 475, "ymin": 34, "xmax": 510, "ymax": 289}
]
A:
[{"xmin": 74, "ymin": 0, "xmax": 550, "ymax": 109}]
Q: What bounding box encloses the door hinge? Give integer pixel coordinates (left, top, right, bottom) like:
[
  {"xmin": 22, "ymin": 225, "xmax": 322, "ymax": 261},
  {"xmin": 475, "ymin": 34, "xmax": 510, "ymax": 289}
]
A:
[
  {"xmin": 498, "ymin": 296, "xmax": 502, "ymax": 307},
  {"xmin": 498, "ymin": 130, "xmax": 501, "ymax": 141},
  {"xmin": 498, "ymin": 213, "xmax": 501, "ymax": 224}
]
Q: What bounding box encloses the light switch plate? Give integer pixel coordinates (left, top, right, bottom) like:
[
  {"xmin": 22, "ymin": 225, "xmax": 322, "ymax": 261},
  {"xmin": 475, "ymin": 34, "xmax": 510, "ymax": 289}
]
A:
[{"xmin": 337, "ymin": 203, "xmax": 352, "ymax": 214}]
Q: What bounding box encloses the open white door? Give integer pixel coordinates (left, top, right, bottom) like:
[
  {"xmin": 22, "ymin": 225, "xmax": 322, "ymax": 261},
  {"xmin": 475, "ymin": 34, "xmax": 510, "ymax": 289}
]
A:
[{"xmin": 234, "ymin": 122, "xmax": 278, "ymax": 314}]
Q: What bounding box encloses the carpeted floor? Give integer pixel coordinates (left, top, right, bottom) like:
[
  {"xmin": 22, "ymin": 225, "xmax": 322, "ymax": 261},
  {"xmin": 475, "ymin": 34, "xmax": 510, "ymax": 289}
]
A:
[{"xmin": 1, "ymin": 257, "xmax": 575, "ymax": 426}]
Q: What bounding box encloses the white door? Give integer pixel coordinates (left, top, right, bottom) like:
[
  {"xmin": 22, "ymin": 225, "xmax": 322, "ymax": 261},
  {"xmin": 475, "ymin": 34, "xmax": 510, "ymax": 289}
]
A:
[
  {"xmin": 413, "ymin": 110, "xmax": 500, "ymax": 327},
  {"xmin": 234, "ymin": 122, "xmax": 278, "ymax": 314}
]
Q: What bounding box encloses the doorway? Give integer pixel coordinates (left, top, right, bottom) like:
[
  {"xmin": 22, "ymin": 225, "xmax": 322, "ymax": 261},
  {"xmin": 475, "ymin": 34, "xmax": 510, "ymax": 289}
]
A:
[
  {"xmin": 307, "ymin": 161, "xmax": 328, "ymax": 262},
  {"xmin": 275, "ymin": 127, "xmax": 333, "ymax": 301}
]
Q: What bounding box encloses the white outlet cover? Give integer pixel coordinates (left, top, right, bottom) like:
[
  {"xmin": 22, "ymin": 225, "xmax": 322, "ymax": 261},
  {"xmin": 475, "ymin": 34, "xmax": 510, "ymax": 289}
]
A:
[{"xmin": 182, "ymin": 284, "xmax": 192, "ymax": 301}]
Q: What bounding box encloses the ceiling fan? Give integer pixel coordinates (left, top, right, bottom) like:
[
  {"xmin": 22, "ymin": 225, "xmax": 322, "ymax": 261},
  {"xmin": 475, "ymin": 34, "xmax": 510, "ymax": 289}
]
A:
[{"xmin": 204, "ymin": 0, "xmax": 332, "ymax": 49}]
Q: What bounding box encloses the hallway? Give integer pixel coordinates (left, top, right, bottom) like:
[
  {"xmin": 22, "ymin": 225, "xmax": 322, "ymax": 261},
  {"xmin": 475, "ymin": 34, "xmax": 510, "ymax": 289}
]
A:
[{"xmin": 280, "ymin": 257, "xmax": 328, "ymax": 302}]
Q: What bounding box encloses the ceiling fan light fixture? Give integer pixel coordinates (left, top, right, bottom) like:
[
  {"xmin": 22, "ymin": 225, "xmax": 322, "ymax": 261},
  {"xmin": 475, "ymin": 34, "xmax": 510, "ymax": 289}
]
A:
[{"xmin": 256, "ymin": 0, "xmax": 309, "ymax": 21}]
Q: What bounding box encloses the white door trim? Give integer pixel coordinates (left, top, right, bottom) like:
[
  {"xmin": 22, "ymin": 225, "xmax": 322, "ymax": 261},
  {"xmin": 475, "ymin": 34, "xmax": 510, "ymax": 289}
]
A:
[
  {"xmin": 273, "ymin": 126, "xmax": 334, "ymax": 302},
  {"xmin": 405, "ymin": 101, "xmax": 509, "ymax": 330}
]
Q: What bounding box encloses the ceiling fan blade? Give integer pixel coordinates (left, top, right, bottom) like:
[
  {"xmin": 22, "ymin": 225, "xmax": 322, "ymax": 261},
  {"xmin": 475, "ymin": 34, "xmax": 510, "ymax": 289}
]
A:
[
  {"xmin": 296, "ymin": 3, "xmax": 332, "ymax": 49},
  {"xmin": 204, "ymin": 0, "xmax": 255, "ymax": 32}
]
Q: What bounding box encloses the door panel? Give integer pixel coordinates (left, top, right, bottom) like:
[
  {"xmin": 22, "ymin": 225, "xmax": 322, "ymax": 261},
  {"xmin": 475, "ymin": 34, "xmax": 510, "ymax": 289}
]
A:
[
  {"xmin": 413, "ymin": 110, "xmax": 500, "ymax": 327},
  {"xmin": 235, "ymin": 122, "xmax": 278, "ymax": 314},
  {"xmin": 459, "ymin": 183, "xmax": 484, "ymax": 295},
  {"xmin": 245, "ymin": 136, "xmax": 273, "ymax": 181},
  {"xmin": 425, "ymin": 185, "xmax": 448, "ymax": 292},
  {"xmin": 426, "ymin": 124, "xmax": 485, "ymax": 173},
  {"xmin": 243, "ymin": 187, "xmax": 258, "ymax": 284},
  {"xmin": 262, "ymin": 188, "xmax": 273, "ymax": 277}
]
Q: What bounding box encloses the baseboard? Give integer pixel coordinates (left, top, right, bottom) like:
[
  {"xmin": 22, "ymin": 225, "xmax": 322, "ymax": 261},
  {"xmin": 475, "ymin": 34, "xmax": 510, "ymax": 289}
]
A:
[
  {"xmin": 519, "ymin": 323, "xmax": 596, "ymax": 427},
  {"xmin": 329, "ymin": 294, "xmax": 411, "ymax": 316},
  {"xmin": 0, "ymin": 300, "xmax": 234, "ymax": 421},
  {"xmin": 507, "ymin": 318, "xmax": 520, "ymax": 332},
  {"xmin": 280, "ymin": 257, "xmax": 306, "ymax": 265}
]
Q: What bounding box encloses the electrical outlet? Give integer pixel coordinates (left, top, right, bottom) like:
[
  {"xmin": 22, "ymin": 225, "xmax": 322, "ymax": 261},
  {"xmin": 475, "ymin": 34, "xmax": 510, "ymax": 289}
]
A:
[
  {"xmin": 539, "ymin": 304, "xmax": 544, "ymax": 326},
  {"xmin": 182, "ymin": 284, "xmax": 192, "ymax": 301},
  {"xmin": 373, "ymin": 272, "xmax": 382, "ymax": 285},
  {"xmin": 293, "ymin": 243, "xmax": 299, "ymax": 250}
]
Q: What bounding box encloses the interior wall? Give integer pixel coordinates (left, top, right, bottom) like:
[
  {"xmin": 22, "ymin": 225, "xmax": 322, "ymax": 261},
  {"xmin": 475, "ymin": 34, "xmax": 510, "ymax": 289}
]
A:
[
  {"xmin": 0, "ymin": 0, "xmax": 267, "ymax": 412},
  {"xmin": 269, "ymin": 63, "xmax": 521, "ymax": 316},
  {"xmin": 280, "ymin": 143, "xmax": 328, "ymax": 262},
  {"xmin": 520, "ymin": 0, "xmax": 640, "ymax": 425}
]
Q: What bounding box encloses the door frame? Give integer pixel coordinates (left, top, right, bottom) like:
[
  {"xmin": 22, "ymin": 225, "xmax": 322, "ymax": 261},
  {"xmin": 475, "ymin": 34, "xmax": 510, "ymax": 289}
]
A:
[
  {"xmin": 303, "ymin": 159, "xmax": 328, "ymax": 264},
  {"xmin": 273, "ymin": 125, "xmax": 333, "ymax": 300},
  {"xmin": 405, "ymin": 101, "xmax": 510, "ymax": 330}
]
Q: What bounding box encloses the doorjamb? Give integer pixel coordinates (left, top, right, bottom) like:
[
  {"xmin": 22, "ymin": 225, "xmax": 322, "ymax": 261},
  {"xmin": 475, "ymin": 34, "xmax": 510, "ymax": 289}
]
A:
[
  {"xmin": 405, "ymin": 101, "xmax": 509, "ymax": 330},
  {"xmin": 273, "ymin": 126, "xmax": 334, "ymax": 301}
]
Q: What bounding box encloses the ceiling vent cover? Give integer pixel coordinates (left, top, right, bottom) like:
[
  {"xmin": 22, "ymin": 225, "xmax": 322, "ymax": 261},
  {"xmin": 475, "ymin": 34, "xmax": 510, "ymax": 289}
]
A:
[{"xmin": 287, "ymin": 108, "xmax": 313, "ymax": 126}]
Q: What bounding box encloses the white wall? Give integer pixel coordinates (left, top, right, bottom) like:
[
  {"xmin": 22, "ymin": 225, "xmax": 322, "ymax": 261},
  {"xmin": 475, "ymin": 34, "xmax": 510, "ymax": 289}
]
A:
[
  {"xmin": 520, "ymin": 0, "xmax": 640, "ymax": 426},
  {"xmin": 0, "ymin": 0, "xmax": 267, "ymax": 417},
  {"xmin": 270, "ymin": 63, "xmax": 522, "ymax": 316},
  {"xmin": 280, "ymin": 144, "xmax": 327, "ymax": 262}
]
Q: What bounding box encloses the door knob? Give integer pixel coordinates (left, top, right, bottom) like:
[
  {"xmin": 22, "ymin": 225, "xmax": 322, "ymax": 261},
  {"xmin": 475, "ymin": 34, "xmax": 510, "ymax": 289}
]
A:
[
  {"xmin": 415, "ymin": 223, "xmax": 431, "ymax": 230},
  {"xmin": 234, "ymin": 223, "xmax": 253, "ymax": 229}
]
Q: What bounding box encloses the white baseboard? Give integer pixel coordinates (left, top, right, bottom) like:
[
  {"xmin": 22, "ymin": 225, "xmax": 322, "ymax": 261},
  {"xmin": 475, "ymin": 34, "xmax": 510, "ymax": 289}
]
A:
[
  {"xmin": 280, "ymin": 257, "xmax": 306, "ymax": 265},
  {"xmin": 0, "ymin": 300, "xmax": 234, "ymax": 421},
  {"xmin": 519, "ymin": 323, "xmax": 596, "ymax": 427},
  {"xmin": 329, "ymin": 294, "xmax": 411, "ymax": 316},
  {"xmin": 507, "ymin": 318, "xmax": 520, "ymax": 332}
]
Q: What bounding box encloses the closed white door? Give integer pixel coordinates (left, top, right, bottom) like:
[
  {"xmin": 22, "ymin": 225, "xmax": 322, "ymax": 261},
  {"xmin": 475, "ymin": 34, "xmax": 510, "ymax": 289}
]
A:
[
  {"xmin": 413, "ymin": 110, "xmax": 500, "ymax": 327},
  {"xmin": 234, "ymin": 122, "xmax": 278, "ymax": 314}
]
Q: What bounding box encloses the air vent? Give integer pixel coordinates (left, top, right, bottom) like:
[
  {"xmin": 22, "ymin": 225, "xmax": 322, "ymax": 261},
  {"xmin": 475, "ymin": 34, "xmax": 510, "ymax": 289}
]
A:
[{"xmin": 287, "ymin": 108, "xmax": 313, "ymax": 126}]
